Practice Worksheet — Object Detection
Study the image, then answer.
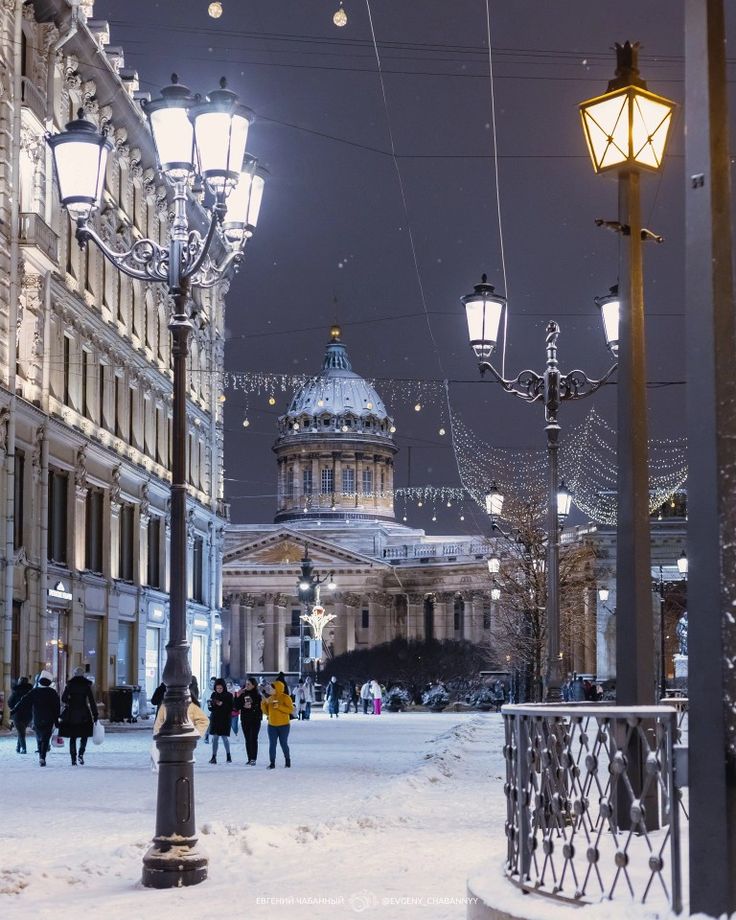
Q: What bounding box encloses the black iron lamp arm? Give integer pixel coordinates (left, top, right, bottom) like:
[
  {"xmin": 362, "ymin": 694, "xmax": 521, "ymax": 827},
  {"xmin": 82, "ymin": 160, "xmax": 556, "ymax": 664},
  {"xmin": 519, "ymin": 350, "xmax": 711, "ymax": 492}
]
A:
[{"xmin": 76, "ymin": 219, "xmax": 169, "ymax": 283}]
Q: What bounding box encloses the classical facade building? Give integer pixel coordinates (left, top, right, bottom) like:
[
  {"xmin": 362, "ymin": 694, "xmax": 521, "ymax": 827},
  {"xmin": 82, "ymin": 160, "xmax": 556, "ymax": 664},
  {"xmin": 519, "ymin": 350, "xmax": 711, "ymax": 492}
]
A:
[
  {"xmin": 223, "ymin": 329, "xmax": 688, "ymax": 689},
  {"xmin": 0, "ymin": 0, "xmax": 228, "ymax": 716},
  {"xmin": 223, "ymin": 327, "xmax": 499, "ymax": 677}
]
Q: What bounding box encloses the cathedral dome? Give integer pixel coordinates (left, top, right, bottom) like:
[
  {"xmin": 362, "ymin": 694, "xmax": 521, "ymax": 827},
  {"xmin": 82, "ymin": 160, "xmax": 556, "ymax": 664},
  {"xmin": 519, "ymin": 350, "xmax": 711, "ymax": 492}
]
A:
[
  {"xmin": 277, "ymin": 326, "xmax": 394, "ymax": 440},
  {"xmin": 274, "ymin": 327, "xmax": 396, "ymax": 523}
]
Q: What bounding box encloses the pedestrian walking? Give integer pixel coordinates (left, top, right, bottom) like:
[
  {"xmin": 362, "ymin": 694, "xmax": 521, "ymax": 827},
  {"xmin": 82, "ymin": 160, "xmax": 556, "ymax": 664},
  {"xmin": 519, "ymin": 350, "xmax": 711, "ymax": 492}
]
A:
[
  {"xmin": 302, "ymin": 675, "xmax": 314, "ymax": 720},
  {"xmin": 8, "ymin": 676, "xmax": 32, "ymax": 753},
  {"xmin": 261, "ymin": 679, "xmax": 293, "ymax": 768},
  {"xmin": 238, "ymin": 677, "xmax": 262, "ymax": 764},
  {"xmin": 11, "ymin": 670, "xmax": 60, "ymax": 766},
  {"xmin": 360, "ymin": 680, "xmax": 372, "ymax": 714},
  {"xmin": 228, "ymin": 681, "xmax": 240, "ymax": 736},
  {"xmin": 203, "ymin": 676, "xmax": 216, "ymax": 744},
  {"xmin": 345, "ymin": 680, "xmax": 359, "ymax": 713},
  {"xmin": 295, "ymin": 679, "xmax": 308, "ymax": 720},
  {"xmin": 370, "ymin": 678, "xmax": 383, "ymax": 715},
  {"xmin": 208, "ymin": 678, "xmax": 234, "ymax": 764},
  {"xmin": 58, "ymin": 668, "xmax": 98, "ymax": 765},
  {"xmin": 151, "ymin": 694, "xmax": 209, "ymax": 773},
  {"xmin": 326, "ymin": 675, "xmax": 342, "ymax": 718}
]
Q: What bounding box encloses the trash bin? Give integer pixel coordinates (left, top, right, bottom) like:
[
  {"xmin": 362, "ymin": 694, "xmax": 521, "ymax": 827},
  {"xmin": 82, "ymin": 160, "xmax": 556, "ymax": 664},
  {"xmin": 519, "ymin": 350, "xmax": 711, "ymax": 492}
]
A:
[{"xmin": 108, "ymin": 685, "xmax": 141, "ymax": 723}]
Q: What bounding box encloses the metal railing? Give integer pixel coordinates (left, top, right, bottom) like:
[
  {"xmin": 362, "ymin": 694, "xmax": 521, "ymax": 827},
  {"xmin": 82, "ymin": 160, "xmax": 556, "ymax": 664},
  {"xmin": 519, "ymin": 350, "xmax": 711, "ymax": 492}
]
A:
[
  {"xmin": 502, "ymin": 704, "xmax": 683, "ymax": 913},
  {"xmin": 381, "ymin": 541, "xmax": 490, "ymax": 561},
  {"xmin": 21, "ymin": 76, "xmax": 45, "ymax": 122},
  {"xmin": 19, "ymin": 211, "xmax": 59, "ymax": 264}
]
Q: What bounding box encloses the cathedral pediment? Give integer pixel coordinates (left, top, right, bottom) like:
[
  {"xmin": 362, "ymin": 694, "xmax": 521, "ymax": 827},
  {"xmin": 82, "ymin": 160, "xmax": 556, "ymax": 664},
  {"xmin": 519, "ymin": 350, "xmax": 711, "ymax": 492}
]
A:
[{"xmin": 223, "ymin": 528, "xmax": 382, "ymax": 571}]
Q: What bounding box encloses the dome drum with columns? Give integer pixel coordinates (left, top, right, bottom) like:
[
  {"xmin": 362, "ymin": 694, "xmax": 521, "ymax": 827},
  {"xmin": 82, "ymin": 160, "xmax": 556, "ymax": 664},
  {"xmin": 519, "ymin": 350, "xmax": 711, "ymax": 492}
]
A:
[{"xmin": 273, "ymin": 327, "xmax": 397, "ymax": 522}]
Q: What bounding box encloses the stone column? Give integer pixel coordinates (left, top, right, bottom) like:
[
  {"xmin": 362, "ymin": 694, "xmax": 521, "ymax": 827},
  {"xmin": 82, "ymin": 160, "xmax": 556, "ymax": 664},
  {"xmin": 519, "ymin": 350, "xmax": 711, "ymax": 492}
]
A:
[
  {"xmin": 293, "ymin": 456, "xmax": 302, "ymax": 505},
  {"xmin": 406, "ymin": 593, "xmax": 424, "ymax": 640},
  {"xmin": 275, "ymin": 593, "xmax": 289, "ymax": 672},
  {"xmin": 138, "ymin": 485, "xmax": 151, "ymax": 589},
  {"xmin": 264, "ymin": 594, "xmax": 276, "ymax": 671},
  {"xmin": 254, "ymin": 611, "xmax": 266, "ymax": 672},
  {"xmin": 433, "ymin": 593, "xmax": 451, "ymax": 641},
  {"xmin": 311, "ymin": 455, "xmax": 320, "ymax": 502},
  {"xmin": 373, "ymin": 455, "xmax": 379, "ymax": 509},
  {"xmin": 331, "ymin": 599, "xmax": 347, "ymax": 655},
  {"xmin": 471, "ymin": 593, "xmax": 485, "ymax": 644},
  {"xmin": 241, "ymin": 594, "xmax": 256, "ymax": 673},
  {"xmin": 229, "ymin": 593, "xmax": 241, "ymax": 678},
  {"xmin": 72, "ymin": 447, "xmax": 87, "ymax": 571},
  {"xmin": 333, "ymin": 452, "xmax": 342, "ymax": 506},
  {"xmin": 276, "ymin": 458, "xmax": 285, "ymax": 509},
  {"xmin": 343, "ymin": 593, "xmax": 360, "ymax": 649}
]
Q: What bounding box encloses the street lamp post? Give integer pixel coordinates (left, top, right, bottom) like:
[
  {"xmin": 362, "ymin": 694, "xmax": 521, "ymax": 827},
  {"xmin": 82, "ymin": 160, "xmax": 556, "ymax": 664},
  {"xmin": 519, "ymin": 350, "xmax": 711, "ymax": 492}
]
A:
[
  {"xmin": 297, "ymin": 545, "xmax": 336, "ymax": 677},
  {"xmin": 46, "ymin": 75, "xmax": 265, "ymax": 889},
  {"xmin": 579, "ymin": 42, "xmax": 675, "ymax": 705},
  {"xmin": 463, "ymin": 284, "xmax": 616, "ymax": 700}
]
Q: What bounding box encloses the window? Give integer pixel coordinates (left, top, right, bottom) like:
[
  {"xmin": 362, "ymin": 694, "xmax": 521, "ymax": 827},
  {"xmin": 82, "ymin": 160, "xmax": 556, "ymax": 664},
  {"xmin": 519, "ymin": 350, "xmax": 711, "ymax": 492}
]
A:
[
  {"xmin": 321, "ymin": 468, "xmax": 334, "ymax": 495},
  {"xmin": 192, "ymin": 536, "xmax": 204, "ymax": 603},
  {"xmin": 342, "ymin": 467, "xmax": 355, "ymax": 494},
  {"xmin": 303, "ymin": 468, "xmax": 313, "ymax": 495},
  {"xmin": 362, "ymin": 468, "xmax": 373, "ymax": 494},
  {"xmin": 98, "ymin": 362, "xmax": 106, "ymax": 429},
  {"xmin": 63, "ymin": 336, "xmax": 70, "ymax": 406},
  {"xmin": 85, "ymin": 488, "xmax": 104, "ymax": 574},
  {"xmin": 81, "ymin": 350, "xmax": 89, "ymax": 419},
  {"xmin": 483, "ymin": 601, "xmax": 491, "ymax": 630},
  {"xmin": 14, "ymin": 450, "xmax": 24, "ymax": 550},
  {"xmin": 115, "ymin": 375, "xmax": 123, "ymax": 438},
  {"xmin": 128, "ymin": 386, "xmax": 136, "ymax": 447},
  {"xmin": 286, "ymin": 466, "xmax": 294, "ymax": 498},
  {"xmin": 147, "ymin": 516, "xmax": 161, "ymax": 588},
  {"xmin": 117, "ymin": 620, "xmax": 134, "ymax": 684},
  {"xmin": 118, "ymin": 503, "xmax": 134, "ymax": 582},
  {"xmin": 361, "ymin": 609, "xmax": 369, "ymax": 630},
  {"xmin": 48, "ymin": 469, "xmax": 68, "ymax": 564}
]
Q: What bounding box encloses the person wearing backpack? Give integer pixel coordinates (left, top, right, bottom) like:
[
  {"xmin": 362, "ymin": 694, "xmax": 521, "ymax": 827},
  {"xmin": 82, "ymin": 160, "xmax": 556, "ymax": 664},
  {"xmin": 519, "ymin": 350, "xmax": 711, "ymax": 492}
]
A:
[
  {"xmin": 12, "ymin": 670, "xmax": 60, "ymax": 766},
  {"xmin": 8, "ymin": 676, "xmax": 32, "ymax": 754}
]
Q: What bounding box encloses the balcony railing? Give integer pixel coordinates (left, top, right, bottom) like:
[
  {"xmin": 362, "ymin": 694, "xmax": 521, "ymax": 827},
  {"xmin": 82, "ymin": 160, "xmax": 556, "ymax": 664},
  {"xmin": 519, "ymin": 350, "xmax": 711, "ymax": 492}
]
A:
[
  {"xmin": 19, "ymin": 211, "xmax": 58, "ymax": 266},
  {"xmin": 381, "ymin": 541, "xmax": 490, "ymax": 561},
  {"xmin": 21, "ymin": 76, "xmax": 45, "ymax": 123},
  {"xmin": 502, "ymin": 703, "xmax": 684, "ymax": 913}
]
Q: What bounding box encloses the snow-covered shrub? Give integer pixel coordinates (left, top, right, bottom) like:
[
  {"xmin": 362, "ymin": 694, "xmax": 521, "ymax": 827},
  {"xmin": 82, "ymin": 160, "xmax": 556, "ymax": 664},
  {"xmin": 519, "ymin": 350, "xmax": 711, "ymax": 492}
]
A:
[
  {"xmin": 384, "ymin": 686, "xmax": 412, "ymax": 710},
  {"xmin": 421, "ymin": 685, "xmax": 450, "ymax": 709}
]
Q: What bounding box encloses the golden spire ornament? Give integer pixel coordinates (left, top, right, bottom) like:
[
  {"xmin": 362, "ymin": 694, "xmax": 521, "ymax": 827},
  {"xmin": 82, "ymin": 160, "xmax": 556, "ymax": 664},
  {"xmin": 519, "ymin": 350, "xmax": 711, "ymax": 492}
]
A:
[{"xmin": 333, "ymin": 2, "xmax": 348, "ymax": 27}]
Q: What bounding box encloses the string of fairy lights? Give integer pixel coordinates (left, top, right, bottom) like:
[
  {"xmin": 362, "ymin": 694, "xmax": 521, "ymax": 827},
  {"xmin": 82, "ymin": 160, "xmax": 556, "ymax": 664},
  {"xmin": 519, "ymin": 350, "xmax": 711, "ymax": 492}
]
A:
[
  {"xmin": 226, "ymin": 368, "xmax": 688, "ymax": 525},
  {"xmin": 207, "ymin": 2, "xmax": 350, "ymax": 27}
]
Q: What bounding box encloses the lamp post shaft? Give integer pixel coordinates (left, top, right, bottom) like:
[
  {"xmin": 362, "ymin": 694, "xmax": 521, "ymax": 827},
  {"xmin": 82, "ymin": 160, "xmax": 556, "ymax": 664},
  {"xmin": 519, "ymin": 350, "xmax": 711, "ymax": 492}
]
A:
[
  {"xmin": 141, "ymin": 283, "xmax": 207, "ymax": 888},
  {"xmin": 615, "ymin": 170, "xmax": 655, "ymax": 706},
  {"xmin": 543, "ymin": 325, "xmax": 563, "ymax": 701},
  {"xmin": 658, "ymin": 572, "xmax": 666, "ymax": 700}
]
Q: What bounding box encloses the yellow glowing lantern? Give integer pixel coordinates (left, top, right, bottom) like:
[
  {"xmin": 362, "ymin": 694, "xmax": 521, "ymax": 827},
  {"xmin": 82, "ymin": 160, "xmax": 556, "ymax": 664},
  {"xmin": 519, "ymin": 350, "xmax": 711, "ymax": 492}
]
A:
[{"xmin": 579, "ymin": 42, "xmax": 675, "ymax": 174}]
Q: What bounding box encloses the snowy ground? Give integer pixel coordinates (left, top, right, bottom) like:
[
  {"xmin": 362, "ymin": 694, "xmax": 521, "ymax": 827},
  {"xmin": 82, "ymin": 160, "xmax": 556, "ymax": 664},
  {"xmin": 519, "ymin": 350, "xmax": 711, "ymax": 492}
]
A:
[{"xmin": 0, "ymin": 711, "xmax": 507, "ymax": 920}]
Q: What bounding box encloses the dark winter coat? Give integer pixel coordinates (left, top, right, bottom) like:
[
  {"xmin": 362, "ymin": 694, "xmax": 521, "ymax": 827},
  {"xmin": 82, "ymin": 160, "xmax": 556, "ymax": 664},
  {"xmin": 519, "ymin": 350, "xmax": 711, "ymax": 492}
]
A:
[
  {"xmin": 151, "ymin": 677, "xmax": 200, "ymax": 710},
  {"xmin": 13, "ymin": 685, "xmax": 60, "ymax": 731},
  {"xmin": 326, "ymin": 680, "xmax": 342, "ymax": 714},
  {"xmin": 208, "ymin": 689, "xmax": 234, "ymax": 736},
  {"xmin": 238, "ymin": 687, "xmax": 262, "ymax": 727},
  {"xmin": 8, "ymin": 680, "xmax": 32, "ymax": 725},
  {"xmin": 59, "ymin": 675, "xmax": 98, "ymax": 738}
]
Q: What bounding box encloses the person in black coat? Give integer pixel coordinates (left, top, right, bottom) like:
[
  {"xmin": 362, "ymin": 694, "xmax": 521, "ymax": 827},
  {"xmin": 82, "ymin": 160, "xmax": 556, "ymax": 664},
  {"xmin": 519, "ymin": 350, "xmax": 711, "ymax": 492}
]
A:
[
  {"xmin": 59, "ymin": 668, "xmax": 99, "ymax": 765},
  {"xmin": 8, "ymin": 676, "xmax": 32, "ymax": 753},
  {"xmin": 12, "ymin": 670, "xmax": 60, "ymax": 766},
  {"xmin": 238, "ymin": 677, "xmax": 262, "ymax": 765},
  {"xmin": 207, "ymin": 678, "xmax": 233, "ymax": 764}
]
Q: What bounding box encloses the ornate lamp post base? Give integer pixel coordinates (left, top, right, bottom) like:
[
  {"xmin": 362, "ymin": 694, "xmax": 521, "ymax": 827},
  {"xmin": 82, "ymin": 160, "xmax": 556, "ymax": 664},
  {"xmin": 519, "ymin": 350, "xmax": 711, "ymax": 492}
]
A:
[{"xmin": 142, "ymin": 846, "xmax": 208, "ymax": 889}]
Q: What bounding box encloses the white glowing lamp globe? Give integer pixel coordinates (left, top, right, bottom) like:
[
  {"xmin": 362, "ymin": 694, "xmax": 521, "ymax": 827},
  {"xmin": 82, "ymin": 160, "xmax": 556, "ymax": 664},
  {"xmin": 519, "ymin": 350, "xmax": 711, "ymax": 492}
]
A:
[
  {"xmin": 485, "ymin": 482, "xmax": 504, "ymax": 519},
  {"xmin": 491, "ymin": 587, "xmax": 501, "ymax": 602},
  {"xmin": 462, "ymin": 274, "xmax": 506, "ymax": 360},
  {"xmin": 191, "ymin": 78, "xmax": 254, "ymax": 195},
  {"xmin": 46, "ymin": 110, "xmax": 112, "ymax": 220},
  {"xmin": 557, "ymin": 480, "xmax": 572, "ymax": 523},
  {"xmin": 595, "ymin": 285, "xmax": 620, "ymax": 358},
  {"xmin": 223, "ymin": 157, "xmax": 267, "ymax": 244},
  {"xmin": 487, "ymin": 555, "xmax": 501, "ymax": 575},
  {"xmin": 143, "ymin": 75, "xmax": 195, "ymax": 181}
]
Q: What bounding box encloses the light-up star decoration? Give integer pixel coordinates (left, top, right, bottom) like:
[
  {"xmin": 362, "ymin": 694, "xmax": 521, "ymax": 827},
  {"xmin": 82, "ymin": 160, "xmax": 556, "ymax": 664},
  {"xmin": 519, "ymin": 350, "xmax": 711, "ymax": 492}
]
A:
[{"xmin": 300, "ymin": 605, "xmax": 336, "ymax": 640}]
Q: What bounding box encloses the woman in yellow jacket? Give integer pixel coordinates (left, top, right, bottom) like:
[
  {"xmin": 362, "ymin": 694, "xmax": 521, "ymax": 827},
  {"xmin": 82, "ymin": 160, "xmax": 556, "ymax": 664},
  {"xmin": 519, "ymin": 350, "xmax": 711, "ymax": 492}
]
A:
[
  {"xmin": 150, "ymin": 696, "xmax": 210, "ymax": 773},
  {"xmin": 261, "ymin": 680, "xmax": 294, "ymax": 769}
]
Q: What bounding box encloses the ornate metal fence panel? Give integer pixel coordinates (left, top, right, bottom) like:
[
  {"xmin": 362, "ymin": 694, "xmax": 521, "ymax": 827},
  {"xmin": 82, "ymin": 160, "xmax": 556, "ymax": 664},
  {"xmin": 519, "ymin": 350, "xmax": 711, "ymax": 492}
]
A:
[{"xmin": 503, "ymin": 704, "xmax": 683, "ymax": 913}]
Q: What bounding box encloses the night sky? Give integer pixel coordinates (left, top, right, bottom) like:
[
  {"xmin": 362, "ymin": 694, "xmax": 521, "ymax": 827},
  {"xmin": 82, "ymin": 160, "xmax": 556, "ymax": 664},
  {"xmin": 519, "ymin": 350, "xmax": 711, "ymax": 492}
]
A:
[{"xmin": 94, "ymin": 0, "xmax": 736, "ymax": 533}]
